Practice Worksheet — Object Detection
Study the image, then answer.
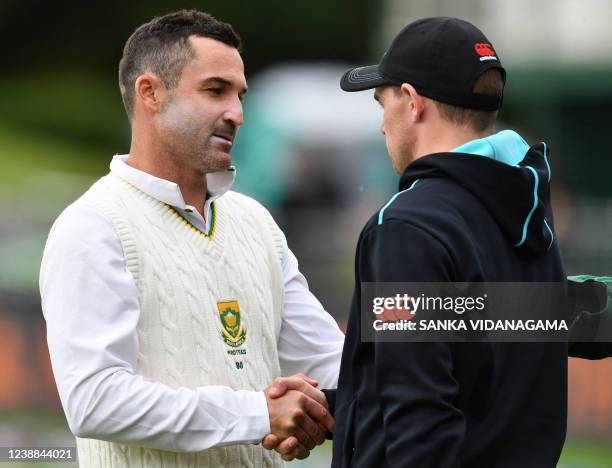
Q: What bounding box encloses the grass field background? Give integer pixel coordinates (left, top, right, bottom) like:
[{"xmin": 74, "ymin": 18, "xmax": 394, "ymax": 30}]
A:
[{"xmin": 1, "ymin": 409, "xmax": 611, "ymax": 467}]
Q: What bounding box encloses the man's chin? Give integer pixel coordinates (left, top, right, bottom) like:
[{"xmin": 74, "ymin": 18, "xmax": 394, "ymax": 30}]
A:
[
  {"xmin": 217, "ymin": 150, "xmax": 233, "ymax": 168},
  {"xmin": 206, "ymin": 150, "xmax": 233, "ymax": 172}
]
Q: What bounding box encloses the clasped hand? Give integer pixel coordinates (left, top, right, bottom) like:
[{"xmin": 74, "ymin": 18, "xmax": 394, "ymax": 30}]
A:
[{"xmin": 263, "ymin": 373, "xmax": 334, "ymax": 461}]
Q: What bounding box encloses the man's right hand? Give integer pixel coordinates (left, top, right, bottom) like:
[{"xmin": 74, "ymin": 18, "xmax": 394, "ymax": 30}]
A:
[
  {"xmin": 263, "ymin": 375, "xmax": 334, "ymax": 460},
  {"xmin": 264, "ymin": 376, "xmax": 333, "ymax": 458}
]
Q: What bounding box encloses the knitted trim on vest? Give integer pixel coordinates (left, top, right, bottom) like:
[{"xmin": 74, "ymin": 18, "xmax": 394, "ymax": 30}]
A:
[
  {"xmin": 77, "ymin": 177, "xmax": 141, "ymax": 282},
  {"xmin": 165, "ymin": 203, "xmax": 216, "ymax": 239}
]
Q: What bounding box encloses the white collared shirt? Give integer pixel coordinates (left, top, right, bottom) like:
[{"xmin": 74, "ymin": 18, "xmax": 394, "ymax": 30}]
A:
[
  {"xmin": 39, "ymin": 155, "xmax": 345, "ymax": 451},
  {"xmin": 108, "ymin": 155, "xmax": 236, "ymax": 233}
]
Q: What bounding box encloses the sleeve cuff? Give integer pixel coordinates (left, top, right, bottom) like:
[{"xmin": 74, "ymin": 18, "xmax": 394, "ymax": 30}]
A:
[{"xmin": 230, "ymin": 390, "xmax": 271, "ymax": 444}]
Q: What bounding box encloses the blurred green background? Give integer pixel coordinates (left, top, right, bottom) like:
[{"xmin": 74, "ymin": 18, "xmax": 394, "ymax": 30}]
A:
[{"xmin": 1, "ymin": 0, "xmax": 611, "ymax": 466}]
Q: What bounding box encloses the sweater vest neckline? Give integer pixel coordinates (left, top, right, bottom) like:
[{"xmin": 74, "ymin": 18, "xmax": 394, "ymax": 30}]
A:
[
  {"xmin": 109, "ymin": 171, "xmax": 225, "ymax": 250},
  {"xmin": 165, "ymin": 203, "xmax": 216, "ymax": 239}
]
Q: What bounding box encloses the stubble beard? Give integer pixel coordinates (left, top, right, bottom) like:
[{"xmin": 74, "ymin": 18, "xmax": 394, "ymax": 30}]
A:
[
  {"xmin": 191, "ymin": 141, "xmax": 232, "ymax": 174},
  {"xmin": 392, "ymin": 130, "xmax": 417, "ymax": 174},
  {"xmin": 159, "ymin": 97, "xmax": 231, "ymax": 175}
]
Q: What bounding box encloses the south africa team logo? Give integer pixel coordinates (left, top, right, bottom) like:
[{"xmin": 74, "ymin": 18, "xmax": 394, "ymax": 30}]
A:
[{"xmin": 217, "ymin": 300, "xmax": 247, "ymax": 348}]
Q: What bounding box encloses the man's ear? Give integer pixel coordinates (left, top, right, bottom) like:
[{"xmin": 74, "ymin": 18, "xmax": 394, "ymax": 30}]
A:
[
  {"xmin": 400, "ymin": 83, "xmax": 425, "ymax": 122},
  {"xmin": 134, "ymin": 73, "xmax": 166, "ymax": 114}
]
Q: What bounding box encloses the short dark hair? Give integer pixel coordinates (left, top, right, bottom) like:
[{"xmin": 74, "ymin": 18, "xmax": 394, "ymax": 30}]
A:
[
  {"xmin": 118, "ymin": 9, "xmax": 241, "ymax": 118},
  {"xmin": 434, "ymin": 69, "xmax": 504, "ymax": 133}
]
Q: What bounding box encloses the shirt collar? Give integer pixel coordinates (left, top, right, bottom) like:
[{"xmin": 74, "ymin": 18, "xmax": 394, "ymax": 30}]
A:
[{"xmin": 109, "ymin": 154, "xmax": 236, "ymax": 209}]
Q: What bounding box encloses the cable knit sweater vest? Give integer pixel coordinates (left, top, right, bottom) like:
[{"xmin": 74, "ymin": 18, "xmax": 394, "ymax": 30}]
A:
[{"xmin": 74, "ymin": 172, "xmax": 285, "ymax": 467}]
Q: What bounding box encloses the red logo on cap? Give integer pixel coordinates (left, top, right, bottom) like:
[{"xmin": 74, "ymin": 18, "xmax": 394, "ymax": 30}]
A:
[{"xmin": 474, "ymin": 43, "xmax": 495, "ymax": 57}]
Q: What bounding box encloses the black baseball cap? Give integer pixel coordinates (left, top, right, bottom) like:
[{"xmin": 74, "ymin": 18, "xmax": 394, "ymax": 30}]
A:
[{"xmin": 340, "ymin": 17, "xmax": 506, "ymax": 111}]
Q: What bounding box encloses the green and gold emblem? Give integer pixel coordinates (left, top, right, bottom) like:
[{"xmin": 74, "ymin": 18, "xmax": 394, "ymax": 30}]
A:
[{"xmin": 217, "ymin": 300, "xmax": 247, "ymax": 348}]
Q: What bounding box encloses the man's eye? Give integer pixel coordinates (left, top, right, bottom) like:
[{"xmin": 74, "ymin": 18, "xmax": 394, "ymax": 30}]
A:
[{"xmin": 207, "ymin": 88, "xmax": 223, "ymax": 95}]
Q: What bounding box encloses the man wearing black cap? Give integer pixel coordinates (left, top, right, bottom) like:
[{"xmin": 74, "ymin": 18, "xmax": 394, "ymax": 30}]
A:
[{"xmin": 265, "ymin": 17, "xmax": 570, "ymax": 466}]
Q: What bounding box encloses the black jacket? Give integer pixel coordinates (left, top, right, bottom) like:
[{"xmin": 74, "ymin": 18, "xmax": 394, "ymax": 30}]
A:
[{"xmin": 326, "ymin": 138, "xmax": 569, "ymax": 468}]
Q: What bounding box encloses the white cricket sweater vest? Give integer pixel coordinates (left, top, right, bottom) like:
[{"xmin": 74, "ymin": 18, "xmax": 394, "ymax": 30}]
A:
[{"xmin": 73, "ymin": 172, "xmax": 285, "ymax": 467}]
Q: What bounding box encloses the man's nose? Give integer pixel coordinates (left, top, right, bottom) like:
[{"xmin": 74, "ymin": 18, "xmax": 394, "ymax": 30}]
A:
[
  {"xmin": 379, "ymin": 121, "xmax": 385, "ymax": 136},
  {"xmin": 224, "ymin": 98, "xmax": 244, "ymax": 127}
]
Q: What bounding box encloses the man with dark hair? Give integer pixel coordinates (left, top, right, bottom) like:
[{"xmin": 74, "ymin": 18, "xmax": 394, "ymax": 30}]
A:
[
  {"xmin": 40, "ymin": 9, "xmax": 343, "ymax": 467},
  {"xmin": 118, "ymin": 10, "xmax": 241, "ymax": 118},
  {"xmin": 266, "ymin": 17, "xmax": 573, "ymax": 466}
]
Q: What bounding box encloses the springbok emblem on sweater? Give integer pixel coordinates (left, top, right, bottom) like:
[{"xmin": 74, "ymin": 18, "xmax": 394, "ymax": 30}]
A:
[{"xmin": 217, "ymin": 300, "xmax": 247, "ymax": 348}]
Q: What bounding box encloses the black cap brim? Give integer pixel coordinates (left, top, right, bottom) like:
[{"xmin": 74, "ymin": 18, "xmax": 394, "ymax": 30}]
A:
[{"xmin": 340, "ymin": 64, "xmax": 391, "ymax": 92}]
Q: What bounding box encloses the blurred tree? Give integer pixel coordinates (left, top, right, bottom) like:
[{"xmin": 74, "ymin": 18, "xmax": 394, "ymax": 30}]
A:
[{"xmin": 0, "ymin": 0, "xmax": 378, "ymax": 77}]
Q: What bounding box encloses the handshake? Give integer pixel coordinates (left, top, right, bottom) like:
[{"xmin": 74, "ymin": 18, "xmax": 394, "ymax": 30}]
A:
[{"xmin": 263, "ymin": 373, "xmax": 334, "ymax": 461}]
